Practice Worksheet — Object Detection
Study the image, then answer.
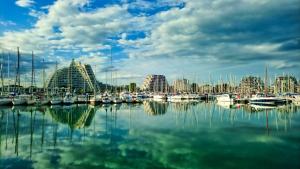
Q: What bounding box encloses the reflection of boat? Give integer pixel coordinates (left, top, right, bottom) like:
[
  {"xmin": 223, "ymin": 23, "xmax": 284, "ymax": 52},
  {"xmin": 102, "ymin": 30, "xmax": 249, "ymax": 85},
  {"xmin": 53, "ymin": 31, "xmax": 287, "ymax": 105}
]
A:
[
  {"xmin": 217, "ymin": 101, "xmax": 236, "ymax": 109},
  {"xmin": 143, "ymin": 101, "xmax": 168, "ymax": 115},
  {"xmin": 249, "ymin": 94, "xmax": 285, "ymax": 106},
  {"xmin": 250, "ymin": 104, "xmax": 277, "ymax": 111},
  {"xmin": 216, "ymin": 94, "xmax": 236, "ymax": 103}
]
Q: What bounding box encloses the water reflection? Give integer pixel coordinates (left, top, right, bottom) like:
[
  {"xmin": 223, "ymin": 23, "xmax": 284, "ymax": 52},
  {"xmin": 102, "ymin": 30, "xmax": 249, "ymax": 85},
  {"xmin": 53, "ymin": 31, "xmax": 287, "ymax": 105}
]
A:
[
  {"xmin": 143, "ymin": 101, "xmax": 168, "ymax": 115},
  {"xmin": 0, "ymin": 101, "xmax": 299, "ymax": 169},
  {"xmin": 48, "ymin": 105, "xmax": 96, "ymax": 129}
]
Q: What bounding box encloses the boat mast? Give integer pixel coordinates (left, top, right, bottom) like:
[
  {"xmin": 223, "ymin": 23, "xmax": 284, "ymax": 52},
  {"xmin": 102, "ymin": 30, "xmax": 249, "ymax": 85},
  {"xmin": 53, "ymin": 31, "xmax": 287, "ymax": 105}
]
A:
[
  {"xmin": 30, "ymin": 51, "xmax": 35, "ymax": 94},
  {"xmin": 94, "ymin": 65, "xmax": 96, "ymax": 96},
  {"xmin": 1, "ymin": 52, "xmax": 4, "ymax": 95},
  {"xmin": 7, "ymin": 53, "xmax": 10, "ymax": 93},
  {"xmin": 110, "ymin": 47, "xmax": 113, "ymax": 94},
  {"xmin": 55, "ymin": 61, "xmax": 58, "ymax": 94},
  {"xmin": 42, "ymin": 58, "xmax": 46, "ymax": 93},
  {"xmin": 14, "ymin": 47, "xmax": 20, "ymax": 94},
  {"xmin": 264, "ymin": 66, "xmax": 268, "ymax": 96}
]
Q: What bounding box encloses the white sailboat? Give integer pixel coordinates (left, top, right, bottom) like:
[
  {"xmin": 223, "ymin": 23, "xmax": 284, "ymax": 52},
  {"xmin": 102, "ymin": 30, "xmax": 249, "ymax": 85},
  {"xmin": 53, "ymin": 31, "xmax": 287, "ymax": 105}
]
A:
[
  {"xmin": 26, "ymin": 51, "xmax": 36, "ymax": 105},
  {"xmin": 249, "ymin": 67, "xmax": 284, "ymax": 106},
  {"xmin": 13, "ymin": 94, "xmax": 28, "ymax": 105},
  {"xmin": 216, "ymin": 94, "xmax": 236, "ymax": 102},
  {"xmin": 50, "ymin": 62, "xmax": 62, "ymax": 105},
  {"xmin": 63, "ymin": 92, "xmax": 76, "ymax": 105}
]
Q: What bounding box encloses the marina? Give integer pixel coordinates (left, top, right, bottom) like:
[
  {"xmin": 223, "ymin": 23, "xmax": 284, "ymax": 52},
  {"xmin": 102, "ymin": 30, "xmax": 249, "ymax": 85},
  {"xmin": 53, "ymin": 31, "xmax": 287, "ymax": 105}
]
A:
[{"xmin": 0, "ymin": 0, "xmax": 299, "ymax": 168}]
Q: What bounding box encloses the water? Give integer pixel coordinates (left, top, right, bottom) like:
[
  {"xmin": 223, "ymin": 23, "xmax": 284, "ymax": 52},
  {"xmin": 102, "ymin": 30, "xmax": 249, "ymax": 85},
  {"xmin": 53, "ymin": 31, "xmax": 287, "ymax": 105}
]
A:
[{"xmin": 0, "ymin": 101, "xmax": 299, "ymax": 169}]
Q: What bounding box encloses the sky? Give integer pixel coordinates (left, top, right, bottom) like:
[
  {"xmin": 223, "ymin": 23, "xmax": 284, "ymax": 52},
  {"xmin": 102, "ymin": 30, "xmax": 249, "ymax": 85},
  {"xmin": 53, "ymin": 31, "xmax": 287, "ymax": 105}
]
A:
[{"xmin": 0, "ymin": 0, "xmax": 299, "ymax": 86}]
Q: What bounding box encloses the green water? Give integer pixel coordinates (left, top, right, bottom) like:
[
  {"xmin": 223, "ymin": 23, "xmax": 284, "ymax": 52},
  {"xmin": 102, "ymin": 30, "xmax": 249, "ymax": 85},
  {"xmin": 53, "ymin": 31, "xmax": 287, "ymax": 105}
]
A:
[{"xmin": 0, "ymin": 101, "xmax": 299, "ymax": 169}]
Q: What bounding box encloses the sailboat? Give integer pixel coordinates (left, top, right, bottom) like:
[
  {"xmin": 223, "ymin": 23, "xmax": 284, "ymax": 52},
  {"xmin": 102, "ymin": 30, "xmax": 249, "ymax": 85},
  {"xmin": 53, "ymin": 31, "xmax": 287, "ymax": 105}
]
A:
[
  {"xmin": 249, "ymin": 66, "xmax": 284, "ymax": 106},
  {"xmin": 89, "ymin": 65, "xmax": 102, "ymax": 105},
  {"xmin": 12, "ymin": 47, "xmax": 27, "ymax": 106},
  {"xmin": 50, "ymin": 62, "xmax": 62, "ymax": 105},
  {"xmin": 26, "ymin": 51, "xmax": 37, "ymax": 105},
  {"xmin": 37, "ymin": 58, "xmax": 50, "ymax": 105}
]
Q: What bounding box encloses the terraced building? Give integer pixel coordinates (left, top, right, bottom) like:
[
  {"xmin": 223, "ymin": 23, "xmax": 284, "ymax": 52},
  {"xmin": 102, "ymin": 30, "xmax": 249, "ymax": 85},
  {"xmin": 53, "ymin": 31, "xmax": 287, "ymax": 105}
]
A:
[{"xmin": 47, "ymin": 59, "xmax": 99, "ymax": 93}]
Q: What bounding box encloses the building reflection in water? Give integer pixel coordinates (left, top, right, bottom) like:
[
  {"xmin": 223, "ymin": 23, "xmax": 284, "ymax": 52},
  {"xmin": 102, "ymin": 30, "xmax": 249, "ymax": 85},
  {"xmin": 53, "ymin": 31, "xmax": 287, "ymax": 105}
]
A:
[
  {"xmin": 143, "ymin": 101, "xmax": 169, "ymax": 116},
  {"xmin": 47, "ymin": 105, "xmax": 96, "ymax": 129}
]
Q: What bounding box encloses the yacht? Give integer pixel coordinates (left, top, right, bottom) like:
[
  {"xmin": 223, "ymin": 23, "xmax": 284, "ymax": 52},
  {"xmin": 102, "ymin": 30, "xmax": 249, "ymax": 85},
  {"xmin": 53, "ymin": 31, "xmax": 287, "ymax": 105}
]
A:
[
  {"xmin": 216, "ymin": 94, "xmax": 236, "ymax": 103},
  {"xmin": 102, "ymin": 97, "xmax": 112, "ymax": 104},
  {"xmin": 153, "ymin": 94, "xmax": 167, "ymax": 100},
  {"xmin": 292, "ymin": 95, "xmax": 300, "ymax": 102},
  {"xmin": 121, "ymin": 92, "xmax": 133, "ymax": 103},
  {"xmin": 50, "ymin": 96, "xmax": 62, "ymax": 105},
  {"xmin": 77, "ymin": 94, "xmax": 89, "ymax": 104},
  {"xmin": 0, "ymin": 96, "xmax": 12, "ymax": 106},
  {"xmin": 63, "ymin": 93, "xmax": 76, "ymax": 105},
  {"xmin": 12, "ymin": 95, "xmax": 28, "ymax": 105},
  {"xmin": 249, "ymin": 93, "xmax": 285, "ymax": 106},
  {"xmin": 26, "ymin": 95, "xmax": 37, "ymax": 105},
  {"xmin": 38, "ymin": 97, "xmax": 50, "ymax": 105},
  {"xmin": 89, "ymin": 94, "xmax": 102, "ymax": 105},
  {"xmin": 112, "ymin": 97, "xmax": 123, "ymax": 104}
]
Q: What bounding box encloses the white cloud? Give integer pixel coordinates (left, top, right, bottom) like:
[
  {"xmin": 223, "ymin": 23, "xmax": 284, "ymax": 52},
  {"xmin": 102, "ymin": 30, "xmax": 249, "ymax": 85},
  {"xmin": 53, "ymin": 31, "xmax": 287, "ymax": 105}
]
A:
[
  {"xmin": 0, "ymin": 20, "xmax": 16, "ymax": 26},
  {"xmin": 15, "ymin": 0, "xmax": 35, "ymax": 8},
  {"xmin": 1, "ymin": 0, "xmax": 299, "ymax": 85}
]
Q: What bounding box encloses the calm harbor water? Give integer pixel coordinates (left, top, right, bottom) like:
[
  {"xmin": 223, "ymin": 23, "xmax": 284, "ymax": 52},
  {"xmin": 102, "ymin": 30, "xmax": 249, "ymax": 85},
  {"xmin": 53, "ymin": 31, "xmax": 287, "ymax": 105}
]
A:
[{"xmin": 0, "ymin": 101, "xmax": 299, "ymax": 169}]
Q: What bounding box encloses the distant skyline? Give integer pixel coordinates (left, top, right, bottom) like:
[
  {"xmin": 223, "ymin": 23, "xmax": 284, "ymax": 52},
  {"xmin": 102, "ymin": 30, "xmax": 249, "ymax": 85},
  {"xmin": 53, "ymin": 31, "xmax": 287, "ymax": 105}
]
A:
[{"xmin": 0, "ymin": 0, "xmax": 299, "ymax": 86}]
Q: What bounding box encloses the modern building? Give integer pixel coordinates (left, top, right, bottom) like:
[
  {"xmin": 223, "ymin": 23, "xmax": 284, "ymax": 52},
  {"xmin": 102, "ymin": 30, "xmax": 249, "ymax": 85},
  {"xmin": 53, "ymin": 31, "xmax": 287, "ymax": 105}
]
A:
[
  {"xmin": 173, "ymin": 78, "xmax": 190, "ymax": 92},
  {"xmin": 141, "ymin": 75, "xmax": 168, "ymax": 92},
  {"xmin": 274, "ymin": 75, "xmax": 297, "ymax": 94},
  {"xmin": 129, "ymin": 83, "xmax": 137, "ymax": 93},
  {"xmin": 47, "ymin": 59, "xmax": 99, "ymax": 93},
  {"xmin": 198, "ymin": 84, "xmax": 213, "ymax": 94},
  {"xmin": 239, "ymin": 76, "xmax": 264, "ymax": 96},
  {"xmin": 191, "ymin": 83, "xmax": 198, "ymax": 93}
]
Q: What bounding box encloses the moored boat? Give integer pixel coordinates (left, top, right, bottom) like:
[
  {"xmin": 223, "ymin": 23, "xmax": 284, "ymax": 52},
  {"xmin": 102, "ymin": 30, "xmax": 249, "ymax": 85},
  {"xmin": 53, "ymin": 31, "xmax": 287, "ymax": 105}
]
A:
[
  {"xmin": 216, "ymin": 94, "xmax": 236, "ymax": 103},
  {"xmin": 249, "ymin": 93, "xmax": 285, "ymax": 106}
]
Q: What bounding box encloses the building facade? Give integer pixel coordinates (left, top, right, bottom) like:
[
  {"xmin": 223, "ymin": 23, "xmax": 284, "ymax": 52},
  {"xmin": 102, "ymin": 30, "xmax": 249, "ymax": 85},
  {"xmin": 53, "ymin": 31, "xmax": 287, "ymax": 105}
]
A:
[
  {"xmin": 141, "ymin": 75, "xmax": 168, "ymax": 92},
  {"xmin": 173, "ymin": 79, "xmax": 190, "ymax": 93},
  {"xmin": 47, "ymin": 59, "xmax": 99, "ymax": 93},
  {"xmin": 274, "ymin": 75, "xmax": 297, "ymax": 94},
  {"xmin": 239, "ymin": 76, "xmax": 264, "ymax": 96},
  {"xmin": 129, "ymin": 83, "xmax": 137, "ymax": 93}
]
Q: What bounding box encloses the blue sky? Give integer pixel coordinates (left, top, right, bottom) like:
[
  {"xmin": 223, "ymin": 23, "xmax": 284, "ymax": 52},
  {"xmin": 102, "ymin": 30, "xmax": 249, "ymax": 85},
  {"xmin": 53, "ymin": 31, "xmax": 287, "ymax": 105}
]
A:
[{"xmin": 0, "ymin": 0, "xmax": 299, "ymax": 86}]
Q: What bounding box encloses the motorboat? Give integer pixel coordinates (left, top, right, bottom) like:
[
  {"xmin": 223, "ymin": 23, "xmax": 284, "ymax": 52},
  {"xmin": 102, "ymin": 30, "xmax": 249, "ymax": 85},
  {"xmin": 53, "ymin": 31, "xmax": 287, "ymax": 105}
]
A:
[
  {"xmin": 50, "ymin": 96, "xmax": 62, "ymax": 105},
  {"xmin": 153, "ymin": 94, "xmax": 167, "ymax": 100},
  {"xmin": 0, "ymin": 96, "xmax": 12, "ymax": 106},
  {"xmin": 112, "ymin": 97, "xmax": 123, "ymax": 104},
  {"xmin": 89, "ymin": 94, "xmax": 102, "ymax": 105},
  {"xmin": 26, "ymin": 95, "xmax": 37, "ymax": 105},
  {"xmin": 216, "ymin": 94, "xmax": 236, "ymax": 103},
  {"xmin": 12, "ymin": 94, "xmax": 28, "ymax": 105},
  {"xmin": 39, "ymin": 98, "xmax": 50, "ymax": 105},
  {"xmin": 249, "ymin": 93, "xmax": 285, "ymax": 106},
  {"xmin": 102, "ymin": 97, "xmax": 112, "ymax": 104},
  {"xmin": 63, "ymin": 93, "xmax": 76, "ymax": 105},
  {"xmin": 77, "ymin": 94, "xmax": 89, "ymax": 104},
  {"xmin": 121, "ymin": 92, "xmax": 133, "ymax": 103}
]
